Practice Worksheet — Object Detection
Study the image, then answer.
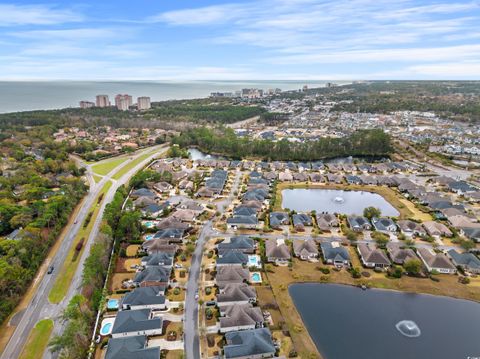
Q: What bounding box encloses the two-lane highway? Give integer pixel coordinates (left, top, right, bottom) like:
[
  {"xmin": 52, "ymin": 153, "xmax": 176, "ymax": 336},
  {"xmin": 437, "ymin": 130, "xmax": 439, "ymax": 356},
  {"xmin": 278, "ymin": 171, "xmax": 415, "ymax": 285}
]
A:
[{"xmin": 1, "ymin": 145, "xmax": 167, "ymax": 359}]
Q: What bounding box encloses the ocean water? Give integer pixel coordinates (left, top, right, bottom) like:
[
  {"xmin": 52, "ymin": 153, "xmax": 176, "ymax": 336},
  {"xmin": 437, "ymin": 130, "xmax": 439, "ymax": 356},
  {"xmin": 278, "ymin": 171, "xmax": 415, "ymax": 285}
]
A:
[{"xmin": 0, "ymin": 80, "xmax": 343, "ymax": 114}]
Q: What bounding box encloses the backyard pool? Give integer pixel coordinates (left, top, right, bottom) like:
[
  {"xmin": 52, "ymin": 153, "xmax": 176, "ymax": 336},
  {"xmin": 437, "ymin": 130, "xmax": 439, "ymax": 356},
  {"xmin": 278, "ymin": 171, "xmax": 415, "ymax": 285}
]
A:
[
  {"xmin": 107, "ymin": 299, "xmax": 119, "ymax": 310},
  {"xmin": 144, "ymin": 234, "xmax": 154, "ymax": 241},
  {"xmin": 248, "ymin": 255, "xmax": 261, "ymax": 268},
  {"xmin": 250, "ymin": 272, "xmax": 262, "ymax": 283},
  {"xmin": 100, "ymin": 318, "xmax": 115, "ymax": 336},
  {"xmin": 142, "ymin": 220, "xmax": 157, "ymax": 229}
]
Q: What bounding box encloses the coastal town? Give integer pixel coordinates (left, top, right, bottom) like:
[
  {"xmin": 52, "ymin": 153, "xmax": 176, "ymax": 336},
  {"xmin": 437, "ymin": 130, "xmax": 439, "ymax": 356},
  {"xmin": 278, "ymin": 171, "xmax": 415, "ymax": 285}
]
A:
[{"xmin": 2, "ymin": 81, "xmax": 480, "ymax": 359}]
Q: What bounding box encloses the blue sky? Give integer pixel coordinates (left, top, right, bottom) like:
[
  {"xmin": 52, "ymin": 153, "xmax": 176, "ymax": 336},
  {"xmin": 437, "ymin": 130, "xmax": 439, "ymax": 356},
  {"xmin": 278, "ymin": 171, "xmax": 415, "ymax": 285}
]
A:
[{"xmin": 1, "ymin": 0, "xmax": 480, "ymax": 80}]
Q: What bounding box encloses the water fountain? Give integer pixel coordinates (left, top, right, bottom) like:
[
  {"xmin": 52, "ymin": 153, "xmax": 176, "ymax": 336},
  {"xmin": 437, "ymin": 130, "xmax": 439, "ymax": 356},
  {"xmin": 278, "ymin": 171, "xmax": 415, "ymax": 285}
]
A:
[
  {"xmin": 333, "ymin": 196, "xmax": 345, "ymax": 204},
  {"xmin": 395, "ymin": 320, "xmax": 421, "ymax": 338}
]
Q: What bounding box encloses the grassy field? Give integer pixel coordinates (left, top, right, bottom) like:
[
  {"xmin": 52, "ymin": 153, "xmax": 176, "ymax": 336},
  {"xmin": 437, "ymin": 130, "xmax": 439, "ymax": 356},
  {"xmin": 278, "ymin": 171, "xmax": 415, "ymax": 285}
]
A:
[
  {"xmin": 274, "ymin": 182, "xmax": 428, "ymax": 220},
  {"xmin": 48, "ymin": 180, "xmax": 112, "ymax": 304},
  {"xmin": 111, "ymin": 148, "xmax": 160, "ymax": 180},
  {"xmin": 91, "ymin": 157, "xmax": 128, "ymax": 176},
  {"xmin": 264, "ymin": 254, "xmax": 480, "ymax": 359},
  {"xmin": 93, "ymin": 174, "xmax": 103, "ymax": 183},
  {"xmin": 19, "ymin": 319, "xmax": 53, "ymax": 359}
]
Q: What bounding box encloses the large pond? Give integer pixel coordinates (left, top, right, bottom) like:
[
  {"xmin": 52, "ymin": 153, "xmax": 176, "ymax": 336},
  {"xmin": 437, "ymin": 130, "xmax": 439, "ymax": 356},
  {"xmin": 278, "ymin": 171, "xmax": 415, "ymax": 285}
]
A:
[
  {"xmin": 290, "ymin": 283, "xmax": 480, "ymax": 359},
  {"xmin": 188, "ymin": 148, "xmax": 222, "ymax": 161},
  {"xmin": 281, "ymin": 188, "xmax": 400, "ymax": 216}
]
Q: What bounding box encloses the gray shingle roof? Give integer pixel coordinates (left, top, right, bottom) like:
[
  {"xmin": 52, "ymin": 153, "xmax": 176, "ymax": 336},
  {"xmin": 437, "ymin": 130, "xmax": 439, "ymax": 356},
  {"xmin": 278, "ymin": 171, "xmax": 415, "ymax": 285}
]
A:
[
  {"xmin": 224, "ymin": 328, "xmax": 275, "ymax": 359},
  {"xmin": 105, "ymin": 336, "xmax": 160, "ymax": 359},
  {"xmin": 121, "ymin": 286, "xmax": 166, "ymax": 307},
  {"xmin": 111, "ymin": 309, "xmax": 162, "ymax": 335}
]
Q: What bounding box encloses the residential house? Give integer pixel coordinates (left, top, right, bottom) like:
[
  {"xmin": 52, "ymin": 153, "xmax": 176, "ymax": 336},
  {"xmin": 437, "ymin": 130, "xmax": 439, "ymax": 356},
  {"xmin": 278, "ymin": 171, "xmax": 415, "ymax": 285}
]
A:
[
  {"xmin": 141, "ymin": 252, "xmax": 173, "ymax": 267},
  {"xmin": 357, "ymin": 243, "xmax": 391, "ymax": 268},
  {"xmin": 227, "ymin": 215, "xmax": 259, "ymax": 230},
  {"xmin": 217, "ymin": 283, "xmax": 257, "ymax": 307},
  {"xmin": 216, "ymin": 250, "xmax": 249, "ymax": 267},
  {"xmin": 217, "ymin": 236, "xmax": 256, "ymax": 255},
  {"xmin": 223, "ymin": 328, "xmax": 275, "ymax": 359},
  {"xmin": 105, "ymin": 335, "xmax": 160, "ymax": 359},
  {"xmin": 141, "ymin": 202, "xmax": 170, "ymax": 218},
  {"xmin": 386, "ymin": 242, "xmax": 417, "ymax": 265},
  {"xmin": 293, "ymin": 239, "xmax": 319, "ymax": 261},
  {"xmin": 347, "ymin": 216, "xmax": 371, "ymax": 232},
  {"xmin": 292, "ymin": 213, "xmax": 313, "ymax": 231},
  {"xmin": 131, "ymin": 188, "xmax": 156, "ymax": 199},
  {"xmin": 233, "ymin": 206, "xmax": 258, "ymax": 217},
  {"xmin": 111, "ymin": 309, "xmax": 163, "ymax": 338},
  {"xmin": 216, "ymin": 266, "xmax": 250, "ymax": 286},
  {"xmin": 153, "ymin": 181, "xmax": 173, "ymax": 194},
  {"xmin": 320, "ymin": 241, "xmax": 350, "ymax": 267},
  {"xmin": 316, "ymin": 213, "xmax": 339, "ymax": 231},
  {"xmin": 447, "ymin": 250, "xmax": 480, "ymax": 274},
  {"xmin": 121, "ymin": 286, "xmax": 167, "ymax": 311},
  {"xmin": 448, "ymin": 181, "xmax": 477, "ymax": 194},
  {"xmin": 265, "ymin": 238, "xmax": 291, "ymax": 265},
  {"xmin": 153, "ymin": 228, "xmax": 185, "ymax": 242},
  {"xmin": 219, "ymin": 304, "xmax": 264, "ymax": 333},
  {"xmin": 278, "ymin": 171, "xmax": 293, "ymax": 182},
  {"xmin": 269, "ymin": 212, "xmax": 290, "ymax": 229},
  {"xmin": 423, "ymin": 221, "xmax": 453, "ymax": 238},
  {"xmin": 170, "ymin": 209, "xmax": 197, "ymax": 222},
  {"xmin": 417, "ymin": 248, "xmax": 456, "ymax": 274},
  {"xmin": 397, "ymin": 220, "xmax": 426, "ymax": 238},
  {"xmin": 372, "ymin": 217, "xmax": 398, "ymax": 233},
  {"xmin": 133, "ymin": 266, "xmax": 171, "ymax": 287}
]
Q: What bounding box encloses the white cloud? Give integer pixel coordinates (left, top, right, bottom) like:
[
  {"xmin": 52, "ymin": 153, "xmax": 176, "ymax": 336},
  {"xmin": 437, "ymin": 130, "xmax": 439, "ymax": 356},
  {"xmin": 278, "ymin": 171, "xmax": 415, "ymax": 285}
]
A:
[
  {"xmin": 148, "ymin": 4, "xmax": 248, "ymax": 25},
  {"xmin": 0, "ymin": 4, "xmax": 82, "ymax": 26},
  {"xmin": 11, "ymin": 28, "xmax": 119, "ymax": 40}
]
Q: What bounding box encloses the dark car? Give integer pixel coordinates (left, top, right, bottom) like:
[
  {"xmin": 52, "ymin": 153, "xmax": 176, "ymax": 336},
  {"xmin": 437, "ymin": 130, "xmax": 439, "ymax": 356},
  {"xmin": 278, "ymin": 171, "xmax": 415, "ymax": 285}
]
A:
[{"xmin": 47, "ymin": 266, "xmax": 54, "ymax": 274}]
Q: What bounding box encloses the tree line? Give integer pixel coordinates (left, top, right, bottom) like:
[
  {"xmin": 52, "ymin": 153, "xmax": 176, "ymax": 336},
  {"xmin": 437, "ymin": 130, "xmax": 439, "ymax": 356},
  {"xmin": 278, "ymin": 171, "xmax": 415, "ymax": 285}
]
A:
[{"xmin": 172, "ymin": 127, "xmax": 393, "ymax": 161}]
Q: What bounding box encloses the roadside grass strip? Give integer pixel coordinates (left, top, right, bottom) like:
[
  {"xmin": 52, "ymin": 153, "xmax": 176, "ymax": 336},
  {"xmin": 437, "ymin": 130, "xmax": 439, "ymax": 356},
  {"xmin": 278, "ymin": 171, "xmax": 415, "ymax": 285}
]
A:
[
  {"xmin": 19, "ymin": 319, "xmax": 53, "ymax": 359},
  {"xmin": 48, "ymin": 181, "xmax": 112, "ymax": 304},
  {"xmin": 111, "ymin": 150, "xmax": 157, "ymax": 180},
  {"xmin": 91, "ymin": 157, "xmax": 128, "ymax": 176}
]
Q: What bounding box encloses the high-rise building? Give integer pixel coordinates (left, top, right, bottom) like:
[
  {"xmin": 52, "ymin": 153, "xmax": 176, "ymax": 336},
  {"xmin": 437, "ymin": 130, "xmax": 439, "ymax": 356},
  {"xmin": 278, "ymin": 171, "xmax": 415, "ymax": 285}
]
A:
[
  {"xmin": 79, "ymin": 101, "xmax": 95, "ymax": 109},
  {"xmin": 96, "ymin": 95, "xmax": 110, "ymax": 107},
  {"xmin": 137, "ymin": 96, "xmax": 151, "ymax": 110},
  {"xmin": 115, "ymin": 94, "xmax": 133, "ymax": 111}
]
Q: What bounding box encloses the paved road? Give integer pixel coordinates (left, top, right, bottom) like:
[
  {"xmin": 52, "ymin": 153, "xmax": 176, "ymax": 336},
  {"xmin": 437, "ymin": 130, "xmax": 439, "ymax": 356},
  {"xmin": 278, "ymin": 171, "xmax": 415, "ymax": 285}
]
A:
[
  {"xmin": 1, "ymin": 145, "xmax": 167, "ymax": 359},
  {"xmin": 184, "ymin": 170, "xmax": 242, "ymax": 359}
]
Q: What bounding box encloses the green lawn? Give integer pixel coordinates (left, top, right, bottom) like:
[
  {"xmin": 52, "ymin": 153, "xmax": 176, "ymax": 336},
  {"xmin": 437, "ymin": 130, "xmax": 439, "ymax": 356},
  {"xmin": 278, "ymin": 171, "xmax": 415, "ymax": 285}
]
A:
[
  {"xmin": 19, "ymin": 319, "xmax": 53, "ymax": 359},
  {"xmin": 48, "ymin": 180, "xmax": 112, "ymax": 304},
  {"xmin": 111, "ymin": 149, "xmax": 158, "ymax": 180},
  {"xmin": 93, "ymin": 174, "xmax": 103, "ymax": 183},
  {"xmin": 91, "ymin": 157, "xmax": 128, "ymax": 176}
]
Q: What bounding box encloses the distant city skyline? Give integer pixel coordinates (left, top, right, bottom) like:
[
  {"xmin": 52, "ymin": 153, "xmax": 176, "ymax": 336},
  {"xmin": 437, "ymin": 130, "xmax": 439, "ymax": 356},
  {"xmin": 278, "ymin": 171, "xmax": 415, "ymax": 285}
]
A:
[{"xmin": 0, "ymin": 0, "xmax": 479, "ymax": 80}]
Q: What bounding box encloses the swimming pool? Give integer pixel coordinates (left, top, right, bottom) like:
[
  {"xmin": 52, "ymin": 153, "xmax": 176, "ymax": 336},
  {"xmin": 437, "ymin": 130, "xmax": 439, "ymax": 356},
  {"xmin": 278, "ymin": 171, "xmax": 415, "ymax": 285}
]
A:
[
  {"xmin": 145, "ymin": 234, "xmax": 154, "ymax": 241},
  {"xmin": 100, "ymin": 318, "xmax": 115, "ymax": 336},
  {"xmin": 107, "ymin": 299, "xmax": 119, "ymax": 310},
  {"xmin": 248, "ymin": 255, "xmax": 261, "ymax": 268},
  {"xmin": 250, "ymin": 272, "xmax": 262, "ymax": 283},
  {"xmin": 142, "ymin": 220, "xmax": 157, "ymax": 229}
]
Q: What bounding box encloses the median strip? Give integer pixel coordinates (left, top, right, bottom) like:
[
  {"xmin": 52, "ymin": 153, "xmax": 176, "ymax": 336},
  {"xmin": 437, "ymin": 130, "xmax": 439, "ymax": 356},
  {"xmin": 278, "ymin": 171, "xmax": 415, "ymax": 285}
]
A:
[
  {"xmin": 19, "ymin": 319, "xmax": 53, "ymax": 359},
  {"xmin": 48, "ymin": 180, "xmax": 112, "ymax": 304}
]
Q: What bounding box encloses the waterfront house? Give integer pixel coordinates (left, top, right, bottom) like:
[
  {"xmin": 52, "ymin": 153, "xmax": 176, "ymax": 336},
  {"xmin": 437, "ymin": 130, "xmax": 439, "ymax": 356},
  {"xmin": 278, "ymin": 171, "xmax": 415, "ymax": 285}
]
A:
[
  {"xmin": 121, "ymin": 286, "xmax": 167, "ymax": 311},
  {"xmin": 447, "ymin": 250, "xmax": 480, "ymax": 274},
  {"xmin": 357, "ymin": 243, "xmax": 391, "ymax": 268},
  {"xmin": 372, "ymin": 217, "xmax": 398, "ymax": 233},
  {"xmin": 265, "ymin": 238, "xmax": 291, "ymax": 265},
  {"xmin": 293, "ymin": 239, "xmax": 319, "ymax": 261},
  {"xmin": 278, "ymin": 171, "xmax": 293, "ymax": 182},
  {"xmin": 292, "ymin": 213, "xmax": 313, "ymax": 231},
  {"xmin": 320, "ymin": 241, "xmax": 350, "ymax": 267},
  {"xmin": 386, "ymin": 243, "xmax": 417, "ymax": 265},
  {"xmin": 417, "ymin": 248, "xmax": 456, "ymax": 274},
  {"xmin": 347, "ymin": 216, "xmax": 372, "ymax": 232},
  {"xmin": 111, "ymin": 309, "xmax": 163, "ymax": 338},
  {"xmin": 217, "ymin": 283, "xmax": 257, "ymax": 307},
  {"xmin": 269, "ymin": 212, "xmax": 290, "ymax": 229},
  {"xmin": 219, "ymin": 304, "xmax": 264, "ymax": 333},
  {"xmin": 316, "ymin": 213, "xmax": 339, "ymax": 231},
  {"xmin": 223, "ymin": 328, "xmax": 275, "ymax": 359}
]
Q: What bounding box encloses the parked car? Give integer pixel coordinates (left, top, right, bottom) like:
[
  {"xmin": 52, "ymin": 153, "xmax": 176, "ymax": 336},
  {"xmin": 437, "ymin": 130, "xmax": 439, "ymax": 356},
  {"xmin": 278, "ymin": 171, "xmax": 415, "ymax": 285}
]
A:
[{"xmin": 47, "ymin": 266, "xmax": 54, "ymax": 274}]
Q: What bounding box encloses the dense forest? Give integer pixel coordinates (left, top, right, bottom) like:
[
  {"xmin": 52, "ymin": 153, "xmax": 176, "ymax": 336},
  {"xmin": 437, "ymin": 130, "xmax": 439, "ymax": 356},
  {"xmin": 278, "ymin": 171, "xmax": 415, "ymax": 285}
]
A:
[
  {"xmin": 324, "ymin": 81, "xmax": 480, "ymax": 122},
  {"xmin": 172, "ymin": 127, "xmax": 392, "ymax": 160},
  {"xmin": 0, "ymin": 125, "xmax": 87, "ymax": 324}
]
